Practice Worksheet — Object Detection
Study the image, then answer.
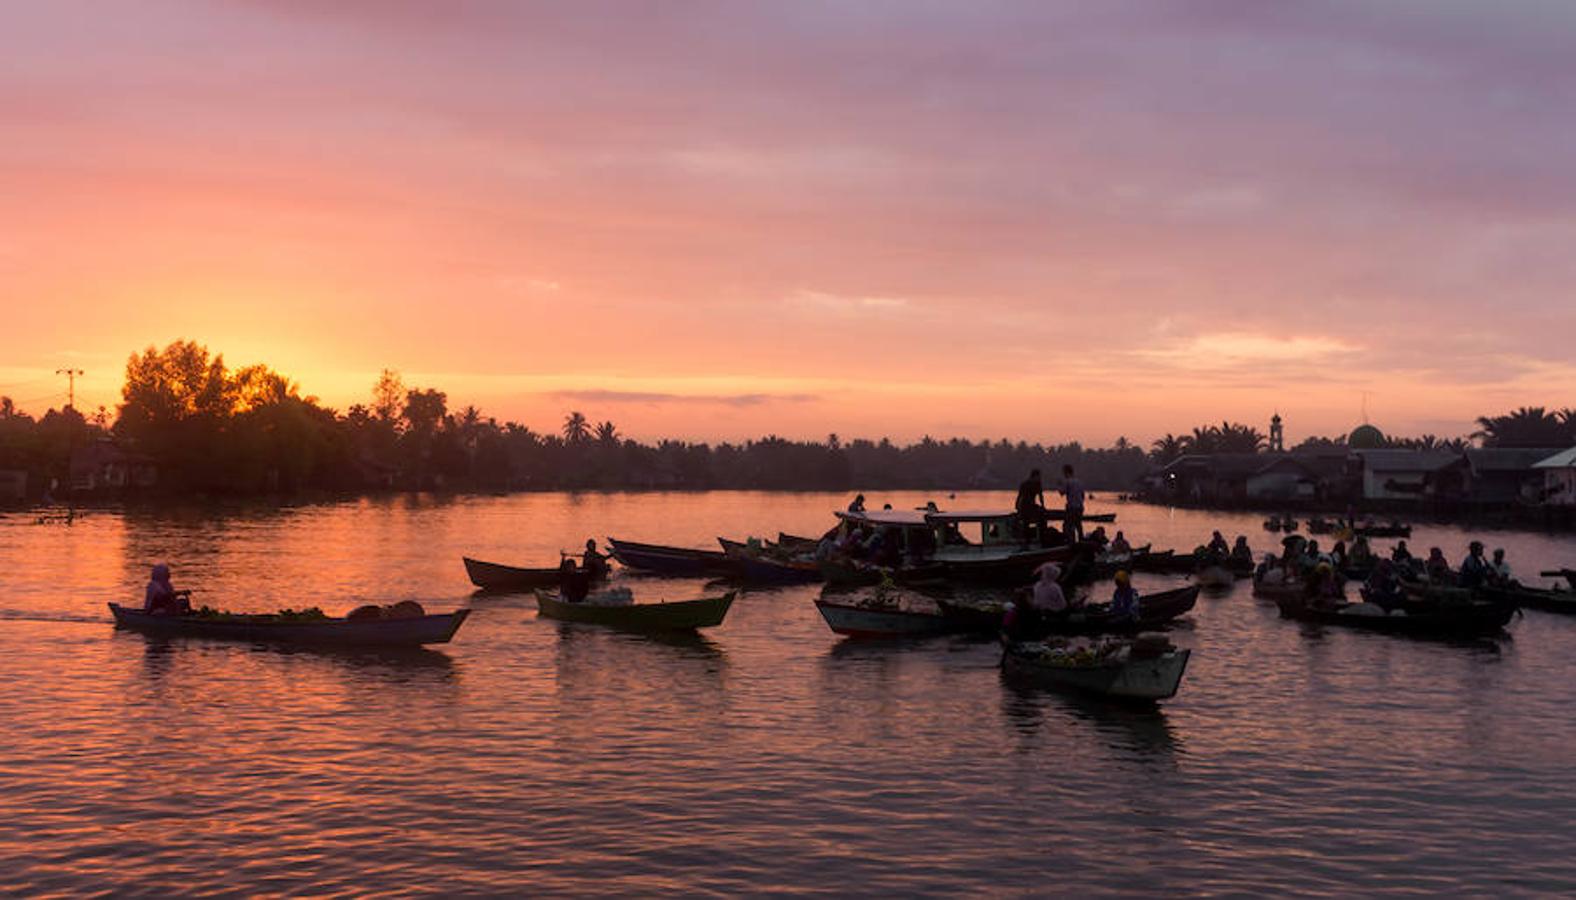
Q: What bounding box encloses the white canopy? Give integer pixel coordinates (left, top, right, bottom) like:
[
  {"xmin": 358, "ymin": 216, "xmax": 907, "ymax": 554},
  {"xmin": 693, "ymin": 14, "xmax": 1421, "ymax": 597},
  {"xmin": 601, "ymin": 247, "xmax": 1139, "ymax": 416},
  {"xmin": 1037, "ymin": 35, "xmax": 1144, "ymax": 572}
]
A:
[{"xmin": 1533, "ymin": 446, "xmax": 1576, "ymax": 469}]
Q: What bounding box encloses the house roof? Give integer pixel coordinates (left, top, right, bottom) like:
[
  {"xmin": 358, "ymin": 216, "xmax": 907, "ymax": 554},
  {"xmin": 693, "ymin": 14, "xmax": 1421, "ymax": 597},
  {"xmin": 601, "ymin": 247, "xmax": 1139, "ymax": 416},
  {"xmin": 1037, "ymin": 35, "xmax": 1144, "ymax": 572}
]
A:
[
  {"xmin": 1353, "ymin": 449, "xmax": 1460, "ymax": 473},
  {"xmin": 1465, "ymin": 448, "xmax": 1565, "ymax": 473},
  {"xmin": 1534, "ymin": 446, "xmax": 1576, "ymax": 469}
]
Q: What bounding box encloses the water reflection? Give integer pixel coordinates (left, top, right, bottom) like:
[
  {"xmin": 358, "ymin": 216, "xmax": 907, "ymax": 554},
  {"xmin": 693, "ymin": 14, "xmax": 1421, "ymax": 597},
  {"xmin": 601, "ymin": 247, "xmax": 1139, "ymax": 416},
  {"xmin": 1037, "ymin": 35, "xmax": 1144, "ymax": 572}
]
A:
[{"xmin": 998, "ymin": 674, "xmax": 1182, "ymax": 766}]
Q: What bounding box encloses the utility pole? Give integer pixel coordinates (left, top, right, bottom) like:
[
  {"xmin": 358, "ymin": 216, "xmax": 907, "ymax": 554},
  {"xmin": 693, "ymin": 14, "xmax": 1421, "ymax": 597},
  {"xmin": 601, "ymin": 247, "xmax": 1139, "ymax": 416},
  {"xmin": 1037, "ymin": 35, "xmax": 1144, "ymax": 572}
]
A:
[{"xmin": 56, "ymin": 368, "xmax": 84, "ymax": 410}]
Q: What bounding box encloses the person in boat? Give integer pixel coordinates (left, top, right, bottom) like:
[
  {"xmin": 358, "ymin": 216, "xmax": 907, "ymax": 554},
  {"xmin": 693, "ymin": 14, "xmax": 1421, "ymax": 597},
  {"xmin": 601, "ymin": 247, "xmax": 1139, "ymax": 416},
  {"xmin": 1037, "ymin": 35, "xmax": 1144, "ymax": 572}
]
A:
[
  {"xmin": 1033, "ymin": 563, "xmax": 1071, "ymax": 615},
  {"xmin": 1457, "ymin": 541, "xmax": 1491, "ymax": 589},
  {"xmin": 1350, "ymin": 536, "xmax": 1374, "ymax": 568},
  {"xmin": 1256, "ymin": 553, "xmax": 1286, "ymax": 585},
  {"xmin": 1490, "ymin": 548, "xmax": 1513, "ymax": 585},
  {"xmin": 143, "ymin": 563, "xmax": 192, "ymax": 616},
  {"xmin": 1109, "ymin": 570, "xmax": 1140, "ymax": 620},
  {"xmin": 1391, "ymin": 540, "xmax": 1413, "ymax": 563},
  {"xmin": 558, "ymin": 557, "xmax": 591, "ymax": 602},
  {"xmin": 581, "ymin": 539, "xmax": 611, "ymax": 580},
  {"xmin": 1087, "ymin": 526, "xmax": 1109, "ymax": 549},
  {"xmin": 1300, "ymin": 539, "xmax": 1323, "ymax": 575},
  {"xmin": 1230, "ymin": 535, "xmax": 1252, "ymax": 566},
  {"xmin": 1329, "ymin": 540, "xmax": 1348, "ymax": 572},
  {"xmin": 1109, "ymin": 531, "xmax": 1132, "ymax": 555},
  {"xmin": 1363, "ymin": 559, "xmax": 1403, "ymax": 609},
  {"xmin": 1425, "ymin": 547, "xmax": 1453, "ymax": 584},
  {"xmin": 1304, "ymin": 562, "xmax": 1342, "ymax": 609},
  {"xmin": 1206, "ymin": 531, "xmax": 1229, "ymax": 557},
  {"xmin": 1059, "ymin": 464, "xmax": 1086, "ymax": 542},
  {"xmin": 1015, "ymin": 468, "xmax": 1047, "ymax": 548},
  {"xmin": 847, "ymin": 494, "xmax": 866, "ymax": 513},
  {"xmin": 815, "ymin": 533, "xmax": 840, "ymax": 562}
]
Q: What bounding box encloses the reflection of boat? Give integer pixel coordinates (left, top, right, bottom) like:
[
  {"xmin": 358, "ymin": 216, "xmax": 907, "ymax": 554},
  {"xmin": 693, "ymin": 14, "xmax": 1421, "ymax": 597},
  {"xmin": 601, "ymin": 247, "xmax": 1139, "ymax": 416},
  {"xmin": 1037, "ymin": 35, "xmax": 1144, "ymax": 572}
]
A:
[
  {"xmin": 463, "ymin": 556, "xmax": 586, "ymax": 591},
  {"xmin": 534, "ymin": 589, "xmax": 734, "ymax": 631},
  {"xmin": 108, "ymin": 603, "xmax": 470, "ymax": 646},
  {"xmin": 607, "ymin": 537, "xmax": 733, "ymax": 576},
  {"xmin": 1001, "ymin": 637, "xmax": 1191, "ymax": 702},
  {"xmin": 1270, "ymin": 593, "xmax": 1515, "ymax": 637},
  {"xmin": 1045, "ymin": 510, "xmax": 1117, "ymax": 523}
]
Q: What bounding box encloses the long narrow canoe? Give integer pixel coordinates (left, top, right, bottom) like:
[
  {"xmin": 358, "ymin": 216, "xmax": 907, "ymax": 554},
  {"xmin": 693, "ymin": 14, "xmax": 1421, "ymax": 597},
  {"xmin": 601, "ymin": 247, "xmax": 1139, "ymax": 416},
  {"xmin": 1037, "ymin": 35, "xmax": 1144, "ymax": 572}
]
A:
[
  {"xmin": 1001, "ymin": 641, "xmax": 1190, "ymax": 701},
  {"xmin": 813, "ymin": 599, "xmax": 955, "ymax": 639},
  {"xmin": 1271, "ymin": 594, "xmax": 1515, "ymax": 637},
  {"xmin": 607, "ymin": 537, "xmax": 734, "ymax": 576},
  {"xmin": 534, "ymin": 590, "xmax": 734, "ymax": 630},
  {"xmin": 1044, "ymin": 510, "xmax": 1117, "ymax": 523},
  {"xmin": 108, "ymin": 603, "xmax": 469, "ymax": 646},
  {"xmin": 463, "ymin": 556, "xmax": 587, "ymax": 591}
]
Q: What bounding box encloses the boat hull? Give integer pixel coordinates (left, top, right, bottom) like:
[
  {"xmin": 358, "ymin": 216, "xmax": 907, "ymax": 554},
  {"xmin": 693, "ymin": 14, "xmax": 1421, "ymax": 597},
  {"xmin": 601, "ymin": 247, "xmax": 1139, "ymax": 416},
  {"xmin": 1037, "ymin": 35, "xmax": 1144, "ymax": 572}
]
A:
[
  {"xmin": 1272, "ymin": 595, "xmax": 1515, "ymax": 637},
  {"xmin": 937, "ymin": 546, "xmax": 1075, "ymax": 584},
  {"xmin": 938, "ymin": 585, "xmax": 1200, "ymax": 636},
  {"xmin": 108, "ymin": 603, "xmax": 469, "ymax": 646},
  {"xmin": 463, "ymin": 556, "xmax": 580, "ymax": 591},
  {"xmin": 608, "ymin": 538, "xmax": 733, "ymax": 576},
  {"xmin": 1479, "ymin": 584, "xmax": 1576, "ymax": 615},
  {"xmin": 813, "ymin": 600, "xmax": 954, "ymax": 639},
  {"xmin": 1002, "ymin": 646, "xmax": 1191, "ymax": 701},
  {"xmin": 535, "ymin": 590, "xmax": 734, "ymax": 630}
]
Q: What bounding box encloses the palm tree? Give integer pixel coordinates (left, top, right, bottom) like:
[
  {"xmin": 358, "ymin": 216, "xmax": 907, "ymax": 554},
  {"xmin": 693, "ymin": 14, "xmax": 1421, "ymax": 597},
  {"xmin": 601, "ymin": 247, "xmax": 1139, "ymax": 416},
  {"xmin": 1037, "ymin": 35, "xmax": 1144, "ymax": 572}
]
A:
[
  {"xmin": 562, "ymin": 411, "xmax": 590, "ymax": 443},
  {"xmin": 1473, "ymin": 406, "xmax": 1568, "ymax": 448},
  {"xmin": 594, "ymin": 420, "xmax": 620, "ymax": 445},
  {"xmin": 1150, "ymin": 433, "xmax": 1186, "ymax": 463}
]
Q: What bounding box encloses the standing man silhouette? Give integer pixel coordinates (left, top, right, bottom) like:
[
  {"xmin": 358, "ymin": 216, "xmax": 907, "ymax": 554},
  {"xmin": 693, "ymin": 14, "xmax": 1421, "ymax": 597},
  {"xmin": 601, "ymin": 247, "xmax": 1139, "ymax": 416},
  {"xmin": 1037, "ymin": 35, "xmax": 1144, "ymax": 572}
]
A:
[{"xmin": 1060, "ymin": 464, "xmax": 1086, "ymax": 542}]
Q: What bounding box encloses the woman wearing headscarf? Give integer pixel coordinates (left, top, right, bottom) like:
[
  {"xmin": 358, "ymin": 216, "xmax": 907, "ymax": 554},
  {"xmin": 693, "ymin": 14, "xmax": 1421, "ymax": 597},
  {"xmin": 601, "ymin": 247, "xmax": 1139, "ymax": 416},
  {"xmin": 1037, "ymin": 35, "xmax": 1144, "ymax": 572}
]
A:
[{"xmin": 143, "ymin": 564, "xmax": 190, "ymax": 615}]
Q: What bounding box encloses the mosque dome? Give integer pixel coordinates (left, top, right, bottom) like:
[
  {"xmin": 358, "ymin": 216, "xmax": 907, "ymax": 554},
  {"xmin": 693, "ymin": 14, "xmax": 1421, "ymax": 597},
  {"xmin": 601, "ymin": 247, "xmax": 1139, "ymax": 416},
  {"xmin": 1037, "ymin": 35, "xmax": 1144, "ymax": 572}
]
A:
[{"xmin": 1348, "ymin": 424, "xmax": 1386, "ymax": 449}]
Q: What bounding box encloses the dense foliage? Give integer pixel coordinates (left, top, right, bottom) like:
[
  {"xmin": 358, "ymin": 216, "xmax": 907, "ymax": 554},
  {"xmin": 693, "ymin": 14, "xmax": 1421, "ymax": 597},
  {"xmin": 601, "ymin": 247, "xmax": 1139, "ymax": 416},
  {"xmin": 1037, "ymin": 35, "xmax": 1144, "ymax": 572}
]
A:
[{"xmin": 1, "ymin": 340, "xmax": 1571, "ymax": 499}]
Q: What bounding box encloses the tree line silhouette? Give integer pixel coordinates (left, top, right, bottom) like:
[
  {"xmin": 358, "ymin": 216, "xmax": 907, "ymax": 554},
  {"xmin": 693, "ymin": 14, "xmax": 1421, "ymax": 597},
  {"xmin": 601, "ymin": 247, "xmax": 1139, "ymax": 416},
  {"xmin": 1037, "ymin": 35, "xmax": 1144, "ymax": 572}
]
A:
[{"xmin": 0, "ymin": 340, "xmax": 1571, "ymax": 498}]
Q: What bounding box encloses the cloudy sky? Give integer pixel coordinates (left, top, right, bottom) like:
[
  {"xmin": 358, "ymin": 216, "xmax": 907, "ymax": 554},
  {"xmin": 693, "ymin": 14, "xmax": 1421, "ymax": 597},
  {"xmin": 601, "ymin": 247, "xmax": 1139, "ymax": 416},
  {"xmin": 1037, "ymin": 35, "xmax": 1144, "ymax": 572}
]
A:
[{"xmin": 3, "ymin": 1, "xmax": 1574, "ymax": 444}]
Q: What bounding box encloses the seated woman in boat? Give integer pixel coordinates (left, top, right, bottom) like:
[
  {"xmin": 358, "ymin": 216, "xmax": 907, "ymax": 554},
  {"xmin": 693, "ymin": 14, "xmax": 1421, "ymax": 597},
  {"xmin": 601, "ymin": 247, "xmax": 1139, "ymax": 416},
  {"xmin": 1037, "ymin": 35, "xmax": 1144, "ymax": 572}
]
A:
[
  {"xmin": 1230, "ymin": 535, "xmax": 1252, "ymax": 565},
  {"xmin": 142, "ymin": 563, "xmax": 192, "ymax": 616},
  {"xmin": 1256, "ymin": 553, "xmax": 1287, "ymax": 585},
  {"xmin": 558, "ymin": 557, "xmax": 592, "ymax": 602},
  {"xmin": 1298, "ymin": 540, "xmax": 1324, "ymax": 575},
  {"xmin": 1086, "ymin": 526, "xmax": 1110, "ymax": 548},
  {"xmin": 1350, "ymin": 536, "xmax": 1374, "ymax": 567},
  {"xmin": 1206, "ymin": 531, "xmax": 1229, "ymax": 557},
  {"xmin": 1329, "ymin": 540, "xmax": 1348, "ymax": 572},
  {"xmin": 1108, "ymin": 531, "xmax": 1132, "ymax": 555},
  {"xmin": 1491, "ymin": 548, "xmax": 1513, "ymax": 585},
  {"xmin": 1391, "ymin": 540, "xmax": 1413, "ymax": 564},
  {"xmin": 847, "ymin": 493, "xmax": 866, "ymax": 513},
  {"xmin": 1304, "ymin": 562, "xmax": 1342, "ymax": 609},
  {"xmin": 1425, "ymin": 547, "xmax": 1454, "ymax": 584},
  {"xmin": 1032, "ymin": 563, "xmax": 1070, "ymax": 615},
  {"xmin": 1362, "ymin": 559, "xmax": 1403, "ymax": 609},
  {"xmin": 1109, "ymin": 571, "xmax": 1140, "ymax": 619},
  {"xmin": 1457, "ymin": 541, "xmax": 1491, "ymax": 589}
]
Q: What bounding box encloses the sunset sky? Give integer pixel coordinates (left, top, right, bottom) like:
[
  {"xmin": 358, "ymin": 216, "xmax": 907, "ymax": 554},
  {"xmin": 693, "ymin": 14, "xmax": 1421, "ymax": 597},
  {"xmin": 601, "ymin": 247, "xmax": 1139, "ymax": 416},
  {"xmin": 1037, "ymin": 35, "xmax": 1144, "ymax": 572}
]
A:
[{"xmin": 3, "ymin": 2, "xmax": 1574, "ymax": 445}]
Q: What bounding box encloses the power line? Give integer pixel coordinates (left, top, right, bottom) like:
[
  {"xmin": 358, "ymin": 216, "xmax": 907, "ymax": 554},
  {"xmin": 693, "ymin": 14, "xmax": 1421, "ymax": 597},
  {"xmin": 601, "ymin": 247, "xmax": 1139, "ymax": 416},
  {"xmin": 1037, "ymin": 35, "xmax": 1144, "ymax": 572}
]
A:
[{"xmin": 56, "ymin": 368, "xmax": 85, "ymax": 410}]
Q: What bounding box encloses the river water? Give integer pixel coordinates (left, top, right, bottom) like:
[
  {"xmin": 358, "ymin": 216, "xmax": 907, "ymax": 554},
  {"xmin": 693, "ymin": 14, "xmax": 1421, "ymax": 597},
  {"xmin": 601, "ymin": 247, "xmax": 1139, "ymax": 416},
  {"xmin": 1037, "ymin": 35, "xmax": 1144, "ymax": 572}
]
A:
[{"xmin": 2, "ymin": 492, "xmax": 1575, "ymax": 896}]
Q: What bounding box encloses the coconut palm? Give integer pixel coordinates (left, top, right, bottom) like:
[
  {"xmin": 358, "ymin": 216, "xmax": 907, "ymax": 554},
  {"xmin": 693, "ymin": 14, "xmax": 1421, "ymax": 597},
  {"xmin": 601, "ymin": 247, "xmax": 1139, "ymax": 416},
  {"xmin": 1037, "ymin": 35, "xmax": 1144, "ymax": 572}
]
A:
[
  {"xmin": 1150, "ymin": 433, "xmax": 1187, "ymax": 462},
  {"xmin": 1472, "ymin": 406, "xmax": 1568, "ymax": 448},
  {"xmin": 594, "ymin": 420, "xmax": 620, "ymax": 445},
  {"xmin": 562, "ymin": 411, "xmax": 591, "ymax": 443}
]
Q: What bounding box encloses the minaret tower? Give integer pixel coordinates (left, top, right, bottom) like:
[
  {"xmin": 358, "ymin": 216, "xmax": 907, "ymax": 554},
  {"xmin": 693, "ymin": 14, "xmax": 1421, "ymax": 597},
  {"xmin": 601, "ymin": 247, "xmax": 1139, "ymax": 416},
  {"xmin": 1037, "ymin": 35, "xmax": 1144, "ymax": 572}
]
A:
[{"xmin": 1269, "ymin": 412, "xmax": 1284, "ymax": 452}]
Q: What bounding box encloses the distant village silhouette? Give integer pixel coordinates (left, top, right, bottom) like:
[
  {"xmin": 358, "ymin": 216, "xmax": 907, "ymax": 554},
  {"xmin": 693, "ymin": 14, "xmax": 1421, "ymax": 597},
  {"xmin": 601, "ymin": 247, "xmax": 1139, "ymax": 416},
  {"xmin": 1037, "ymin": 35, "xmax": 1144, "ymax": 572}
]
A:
[{"xmin": 1, "ymin": 340, "xmax": 1573, "ymax": 522}]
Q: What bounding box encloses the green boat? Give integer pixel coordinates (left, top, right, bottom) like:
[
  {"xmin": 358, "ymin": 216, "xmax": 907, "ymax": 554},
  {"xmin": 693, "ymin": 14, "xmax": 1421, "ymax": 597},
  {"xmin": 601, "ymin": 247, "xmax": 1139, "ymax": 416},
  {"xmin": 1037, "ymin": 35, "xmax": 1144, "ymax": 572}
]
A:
[{"xmin": 533, "ymin": 589, "xmax": 735, "ymax": 631}]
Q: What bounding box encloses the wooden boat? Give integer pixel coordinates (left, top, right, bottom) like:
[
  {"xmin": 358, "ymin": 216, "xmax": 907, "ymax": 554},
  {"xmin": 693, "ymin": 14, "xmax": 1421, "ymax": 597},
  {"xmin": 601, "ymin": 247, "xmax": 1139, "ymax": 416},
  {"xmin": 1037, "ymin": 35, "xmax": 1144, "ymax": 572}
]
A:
[
  {"xmin": 1044, "ymin": 510, "xmax": 1117, "ymax": 523},
  {"xmin": 776, "ymin": 532, "xmax": 821, "ymax": 551},
  {"xmin": 534, "ymin": 589, "xmax": 734, "ymax": 630},
  {"xmin": 108, "ymin": 603, "xmax": 469, "ymax": 646},
  {"xmin": 1306, "ymin": 517, "xmax": 1339, "ymax": 535},
  {"xmin": 729, "ymin": 554, "xmax": 823, "ymax": 584},
  {"xmin": 1540, "ymin": 568, "xmax": 1576, "ymax": 589},
  {"xmin": 938, "ymin": 584, "xmax": 1200, "ymax": 636},
  {"xmin": 607, "ymin": 537, "xmax": 734, "ymax": 576},
  {"xmin": 1250, "ymin": 577, "xmax": 1345, "ymax": 604},
  {"xmin": 1001, "ymin": 637, "xmax": 1191, "ymax": 702},
  {"xmin": 818, "ymin": 559, "xmax": 949, "ymax": 588},
  {"xmin": 1194, "ymin": 564, "xmax": 1236, "ymax": 589},
  {"xmin": 463, "ymin": 556, "xmax": 591, "ymax": 591},
  {"xmin": 813, "ymin": 597, "xmax": 954, "ymax": 639},
  {"xmin": 1354, "ymin": 523, "xmax": 1412, "ymax": 538},
  {"xmin": 1271, "ymin": 593, "xmax": 1516, "ymax": 637},
  {"xmin": 1262, "ymin": 516, "xmax": 1299, "ymax": 533},
  {"xmin": 1479, "ymin": 584, "xmax": 1576, "ymax": 615}
]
